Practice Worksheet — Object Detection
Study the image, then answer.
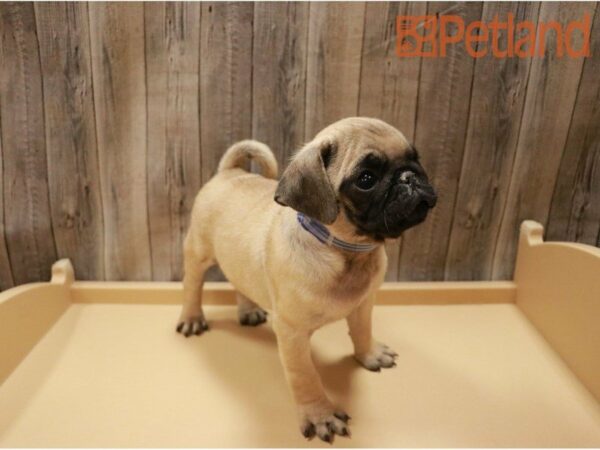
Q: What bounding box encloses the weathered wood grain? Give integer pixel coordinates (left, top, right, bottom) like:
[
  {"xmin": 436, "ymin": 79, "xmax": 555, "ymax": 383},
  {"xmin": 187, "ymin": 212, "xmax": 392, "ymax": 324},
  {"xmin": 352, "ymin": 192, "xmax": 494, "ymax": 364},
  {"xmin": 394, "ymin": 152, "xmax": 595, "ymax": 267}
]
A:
[
  {"xmin": 252, "ymin": 3, "xmax": 309, "ymax": 167},
  {"xmin": 0, "ymin": 2, "xmax": 598, "ymax": 287},
  {"xmin": 398, "ymin": 2, "xmax": 483, "ymax": 281},
  {"xmin": 492, "ymin": 2, "xmax": 596, "ymax": 280},
  {"xmin": 145, "ymin": 2, "xmax": 201, "ymax": 281},
  {"xmin": 547, "ymin": 5, "xmax": 600, "ymax": 247},
  {"xmin": 34, "ymin": 2, "xmax": 105, "ymax": 281},
  {"xmin": 88, "ymin": 3, "xmax": 152, "ymax": 281},
  {"xmin": 445, "ymin": 2, "xmax": 540, "ymax": 280},
  {"xmin": 358, "ymin": 1, "xmax": 426, "ymax": 281},
  {"xmin": 304, "ymin": 2, "xmax": 366, "ymax": 140},
  {"xmin": 0, "ymin": 114, "xmax": 14, "ymax": 290},
  {"xmin": 200, "ymin": 2, "xmax": 253, "ymax": 183},
  {"xmin": 200, "ymin": 2, "xmax": 253, "ymax": 281},
  {"xmin": 0, "ymin": 2, "xmax": 57, "ymax": 285}
]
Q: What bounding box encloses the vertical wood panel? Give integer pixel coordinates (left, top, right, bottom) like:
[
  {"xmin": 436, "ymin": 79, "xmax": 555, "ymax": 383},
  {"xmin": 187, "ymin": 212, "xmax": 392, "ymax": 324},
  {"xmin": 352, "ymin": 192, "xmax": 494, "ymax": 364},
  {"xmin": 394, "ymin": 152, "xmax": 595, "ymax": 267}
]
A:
[
  {"xmin": 34, "ymin": 2, "xmax": 105, "ymax": 281},
  {"xmin": 200, "ymin": 2, "xmax": 253, "ymax": 183},
  {"xmin": 445, "ymin": 2, "xmax": 540, "ymax": 280},
  {"xmin": 358, "ymin": 1, "xmax": 426, "ymax": 281},
  {"xmin": 492, "ymin": 2, "xmax": 596, "ymax": 280},
  {"xmin": 145, "ymin": 2, "xmax": 201, "ymax": 281},
  {"xmin": 200, "ymin": 2, "xmax": 253, "ymax": 281},
  {"xmin": 547, "ymin": 6, "xmax": 600, "ymax": 247},
  {"xmin": 88, "ymin": 3, "xmax": 152, "ymax": 281},
  {"xmin": 0, "ymin": 2, "xmax": 57, "ymax": 285},
  {"xmin": 398, "ymin": 2, "xmax": 483, "ymax": 281},
  {"xmin": 0, "ymin": 116, "xmax": 15, "ymax": 290},
  {"xmin": 305, "ymin": 2, "xmax": 366, "ymax": 139},
  {"xmin": 252, "ymin": 3, "xmax": 309, "ymax": 167}
]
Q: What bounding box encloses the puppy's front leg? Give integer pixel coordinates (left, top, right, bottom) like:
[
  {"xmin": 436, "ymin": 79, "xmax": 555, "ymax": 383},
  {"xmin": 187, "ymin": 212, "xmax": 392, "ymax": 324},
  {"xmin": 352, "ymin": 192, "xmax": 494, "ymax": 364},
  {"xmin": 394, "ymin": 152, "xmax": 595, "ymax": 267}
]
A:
[
  {"xmin": 347, "ymin": 295, "xmax": 398, "ymax": 371},
  {"xmin": 273, "ymin": 317, "xmax": 350, "ymax": 443}
]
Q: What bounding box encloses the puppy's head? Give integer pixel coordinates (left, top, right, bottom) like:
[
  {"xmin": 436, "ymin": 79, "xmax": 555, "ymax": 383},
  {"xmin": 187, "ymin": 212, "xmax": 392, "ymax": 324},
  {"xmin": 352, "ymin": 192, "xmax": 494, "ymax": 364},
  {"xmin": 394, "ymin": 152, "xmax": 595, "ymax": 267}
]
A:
[{"xmin": 274, "ymin": 117, "xmax": 437, "ymax": 240}]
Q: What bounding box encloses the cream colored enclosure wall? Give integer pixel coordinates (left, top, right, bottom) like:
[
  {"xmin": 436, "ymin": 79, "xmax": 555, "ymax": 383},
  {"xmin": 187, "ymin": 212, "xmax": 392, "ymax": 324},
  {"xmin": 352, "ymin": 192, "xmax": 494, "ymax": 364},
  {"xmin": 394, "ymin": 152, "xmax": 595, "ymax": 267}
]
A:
[
  {"xmin": 514, "ymin": 221, "xmax": 600, "ymax": 402},
  {"xmin": 2, "ymin": 221, "xmax": 599, "ymax": 405},
  {"xmin": 1, "ymin": 223, "xmax": 599, "ymax": 447}
]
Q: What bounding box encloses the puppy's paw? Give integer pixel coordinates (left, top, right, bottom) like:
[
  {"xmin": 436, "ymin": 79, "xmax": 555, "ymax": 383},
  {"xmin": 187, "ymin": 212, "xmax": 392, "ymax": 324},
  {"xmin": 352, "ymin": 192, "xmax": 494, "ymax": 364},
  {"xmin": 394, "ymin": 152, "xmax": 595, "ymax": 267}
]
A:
[
  {"xmin": 355, "ymin": 342, "xmax": 398, "ymax": 372},
  {"xmin": 176, "ymin": 316, "xmax": 209, "ymax": 337},
  {"xmin": 238, "ymin": 307, "xmax": 268, "ymax": 327},
  {"xmin": 298, "ymin": 403, "xmax": 351, "ymax": 444}
]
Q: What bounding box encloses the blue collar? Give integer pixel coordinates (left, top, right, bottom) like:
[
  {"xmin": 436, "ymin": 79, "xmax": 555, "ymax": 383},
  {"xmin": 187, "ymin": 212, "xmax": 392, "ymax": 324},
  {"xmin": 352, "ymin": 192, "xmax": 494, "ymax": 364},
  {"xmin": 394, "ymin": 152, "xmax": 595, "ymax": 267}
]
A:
[{"xmin": 297, "ymin": 213, "xmax": 380, "ymax": 253}]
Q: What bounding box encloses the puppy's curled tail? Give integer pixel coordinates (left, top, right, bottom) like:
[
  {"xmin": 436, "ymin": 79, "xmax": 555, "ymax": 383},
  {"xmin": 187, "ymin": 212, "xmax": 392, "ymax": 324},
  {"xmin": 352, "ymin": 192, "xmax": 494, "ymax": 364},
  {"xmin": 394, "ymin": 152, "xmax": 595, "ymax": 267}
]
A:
[{"xmin": 217, "ymin": 140, "xmax": 278, "ymax": 179}]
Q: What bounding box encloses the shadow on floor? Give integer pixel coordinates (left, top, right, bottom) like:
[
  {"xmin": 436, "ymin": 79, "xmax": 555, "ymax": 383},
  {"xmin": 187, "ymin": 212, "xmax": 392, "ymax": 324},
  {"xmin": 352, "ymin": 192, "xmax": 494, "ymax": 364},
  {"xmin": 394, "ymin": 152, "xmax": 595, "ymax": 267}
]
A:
[{"xmin": 185, "ymin": 307, "xmax": 363, "ymax": 446}]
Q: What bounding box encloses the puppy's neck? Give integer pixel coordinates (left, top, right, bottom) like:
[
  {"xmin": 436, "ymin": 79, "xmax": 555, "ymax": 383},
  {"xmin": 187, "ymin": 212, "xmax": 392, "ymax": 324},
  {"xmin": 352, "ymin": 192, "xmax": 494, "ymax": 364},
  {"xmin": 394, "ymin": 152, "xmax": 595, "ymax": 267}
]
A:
[
  {"xmin": 279, "ymin": 209, "xmax": 385, "ymax": 302},
  {"xmin": 284, "ymin": 210, "xmax": 381, "ymax": 258},
  {"xmin": 326, "ymin": 215, "xmax": 379, "ymax": 247}
]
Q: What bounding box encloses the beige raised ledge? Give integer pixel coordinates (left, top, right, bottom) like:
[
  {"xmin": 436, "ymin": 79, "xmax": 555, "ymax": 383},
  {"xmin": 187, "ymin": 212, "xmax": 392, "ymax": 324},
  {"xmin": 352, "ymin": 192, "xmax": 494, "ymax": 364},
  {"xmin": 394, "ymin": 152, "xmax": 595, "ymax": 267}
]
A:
[{"xmin": 0, "ymin": 221, "xmax": 599, "ymax": 447}]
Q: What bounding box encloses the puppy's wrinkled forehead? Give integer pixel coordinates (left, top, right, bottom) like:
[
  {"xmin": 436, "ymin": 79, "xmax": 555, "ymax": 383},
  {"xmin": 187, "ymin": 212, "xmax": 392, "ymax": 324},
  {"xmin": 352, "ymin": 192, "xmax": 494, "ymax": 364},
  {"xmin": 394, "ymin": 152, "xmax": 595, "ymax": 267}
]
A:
[{"xmin": 317, "ymin": 118, "xmax": 413, "ymax": 183}]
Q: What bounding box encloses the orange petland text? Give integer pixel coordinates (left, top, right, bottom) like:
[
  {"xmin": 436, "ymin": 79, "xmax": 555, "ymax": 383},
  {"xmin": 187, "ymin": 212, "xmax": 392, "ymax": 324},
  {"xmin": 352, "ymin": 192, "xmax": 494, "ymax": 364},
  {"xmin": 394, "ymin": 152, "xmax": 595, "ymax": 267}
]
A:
[{"xmin": 397, "ymin": 14, "xmax": 591, "ymax": 58}]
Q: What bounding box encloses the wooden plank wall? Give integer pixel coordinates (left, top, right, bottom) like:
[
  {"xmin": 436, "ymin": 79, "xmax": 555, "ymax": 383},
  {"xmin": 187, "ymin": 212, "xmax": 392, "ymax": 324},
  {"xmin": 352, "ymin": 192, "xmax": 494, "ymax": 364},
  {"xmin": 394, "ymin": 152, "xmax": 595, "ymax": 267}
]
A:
[{"xmin": 0, "ymin": 1, "xmax": 598, "ymax": 287}]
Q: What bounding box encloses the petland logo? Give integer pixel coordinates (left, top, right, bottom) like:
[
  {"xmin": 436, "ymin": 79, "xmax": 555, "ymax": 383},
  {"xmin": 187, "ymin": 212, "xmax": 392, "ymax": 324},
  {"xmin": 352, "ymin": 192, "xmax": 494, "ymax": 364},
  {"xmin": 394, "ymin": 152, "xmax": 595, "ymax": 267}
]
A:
[{"xmin": 397, "ymin": 14, "xmax": 592, "ymax": 58}]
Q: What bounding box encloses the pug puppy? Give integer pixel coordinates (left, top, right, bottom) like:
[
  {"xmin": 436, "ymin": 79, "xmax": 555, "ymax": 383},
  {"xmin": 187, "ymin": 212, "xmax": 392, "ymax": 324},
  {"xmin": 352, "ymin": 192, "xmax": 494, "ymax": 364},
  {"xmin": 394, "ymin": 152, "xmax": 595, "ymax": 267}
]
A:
[{"xmin": 177, "ymin": 117, "xmax": 436, "ymax": 442}]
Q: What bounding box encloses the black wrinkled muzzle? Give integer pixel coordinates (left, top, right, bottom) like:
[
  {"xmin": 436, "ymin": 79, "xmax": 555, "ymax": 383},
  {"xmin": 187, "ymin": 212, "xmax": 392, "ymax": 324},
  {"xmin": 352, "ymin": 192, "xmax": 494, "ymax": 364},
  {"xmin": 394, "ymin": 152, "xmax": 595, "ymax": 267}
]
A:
[{"xmin": 357, "ymin": 170, "xmax": 437, "ymax": 239}]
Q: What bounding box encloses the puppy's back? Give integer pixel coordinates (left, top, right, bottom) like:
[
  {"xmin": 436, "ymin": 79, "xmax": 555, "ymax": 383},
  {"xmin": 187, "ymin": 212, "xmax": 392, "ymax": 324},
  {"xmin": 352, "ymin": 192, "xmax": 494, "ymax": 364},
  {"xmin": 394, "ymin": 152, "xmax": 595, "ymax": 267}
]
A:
[{"xmin": 187, "ymin": 141, "xmax": 281, "ymax": 251}]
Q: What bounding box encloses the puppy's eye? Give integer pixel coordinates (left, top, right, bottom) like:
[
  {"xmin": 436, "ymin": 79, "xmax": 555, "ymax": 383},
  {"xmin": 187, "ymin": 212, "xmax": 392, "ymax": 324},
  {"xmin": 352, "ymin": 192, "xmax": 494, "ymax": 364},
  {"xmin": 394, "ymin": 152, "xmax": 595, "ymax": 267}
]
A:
[{"xmin": 355, "ymin": 170, "xmax": 378, "ymax": 190}]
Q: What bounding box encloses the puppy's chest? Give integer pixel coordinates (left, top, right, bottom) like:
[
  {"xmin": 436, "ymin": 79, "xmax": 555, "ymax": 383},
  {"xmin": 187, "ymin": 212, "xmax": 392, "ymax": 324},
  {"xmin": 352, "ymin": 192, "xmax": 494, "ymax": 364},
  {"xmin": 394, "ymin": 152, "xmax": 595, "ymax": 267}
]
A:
[
  {"xmin": 297, "ymin": 256, "xmax": 380, "ymax": 327},
  {"xmin": 326, "ymin": 254, "xmax": 381, "ymax": 302},
  {"xmin": 284, "ymin": 246, "xmax": 384, "ymax": 324}
]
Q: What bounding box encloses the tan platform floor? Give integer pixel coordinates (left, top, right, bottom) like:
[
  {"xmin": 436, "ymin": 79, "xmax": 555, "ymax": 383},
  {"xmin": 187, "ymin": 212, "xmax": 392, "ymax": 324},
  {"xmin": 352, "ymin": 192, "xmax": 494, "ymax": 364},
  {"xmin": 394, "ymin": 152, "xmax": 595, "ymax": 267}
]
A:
[{"xmin": 1, "ymin": 303, "xmax": 600, "ymax": 447}]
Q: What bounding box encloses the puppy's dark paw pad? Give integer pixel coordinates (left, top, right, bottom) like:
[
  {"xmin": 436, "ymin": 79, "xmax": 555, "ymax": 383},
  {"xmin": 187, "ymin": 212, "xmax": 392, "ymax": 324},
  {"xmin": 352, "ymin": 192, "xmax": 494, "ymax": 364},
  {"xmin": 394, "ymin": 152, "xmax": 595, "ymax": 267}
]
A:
[
  {"xmin": 300, "ymin": 411, "xmax": 351, "ymax": 444},
  {"xmin": 333, "ymin": 411, "xmax": 351, "ymax": 423},
  {"xmin": 176, "ymin": 317, "xmax": 209, "ymax": 337},
  {"xmin": 301, "ymin": 423, "xmax": 316, "ymax": 439},
  {"xmin": 239, "ymin": 308, "xmax": 268, "ymax": 326}
]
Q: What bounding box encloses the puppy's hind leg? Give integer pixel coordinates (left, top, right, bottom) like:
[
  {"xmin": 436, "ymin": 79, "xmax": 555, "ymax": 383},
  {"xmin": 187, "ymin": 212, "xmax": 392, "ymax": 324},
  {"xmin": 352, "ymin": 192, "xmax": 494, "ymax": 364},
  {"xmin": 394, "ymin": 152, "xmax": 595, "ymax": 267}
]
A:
[
  {"xmin": 177, "ymin": 240, "xmax": 213, "ymax": 337},
  {"xmin": 237, "ymin": 293, "xmax": 268, "ymax": 326}
]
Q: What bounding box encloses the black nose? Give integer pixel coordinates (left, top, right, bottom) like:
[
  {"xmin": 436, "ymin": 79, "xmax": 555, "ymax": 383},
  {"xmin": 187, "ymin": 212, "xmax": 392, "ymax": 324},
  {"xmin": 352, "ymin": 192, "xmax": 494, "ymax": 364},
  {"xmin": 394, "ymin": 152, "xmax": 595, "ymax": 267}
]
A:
[{"xmin": 396, "ymin": 170, "xmax": 437, "ymax": 208}]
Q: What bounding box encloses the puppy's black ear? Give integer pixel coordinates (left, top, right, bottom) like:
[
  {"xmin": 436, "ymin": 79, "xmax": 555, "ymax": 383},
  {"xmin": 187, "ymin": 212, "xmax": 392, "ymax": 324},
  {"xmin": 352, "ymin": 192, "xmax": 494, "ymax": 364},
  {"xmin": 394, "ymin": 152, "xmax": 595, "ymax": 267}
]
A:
[{"xmin": 274, "ymin": 141, "xmax": 338, "ymax": 224}]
